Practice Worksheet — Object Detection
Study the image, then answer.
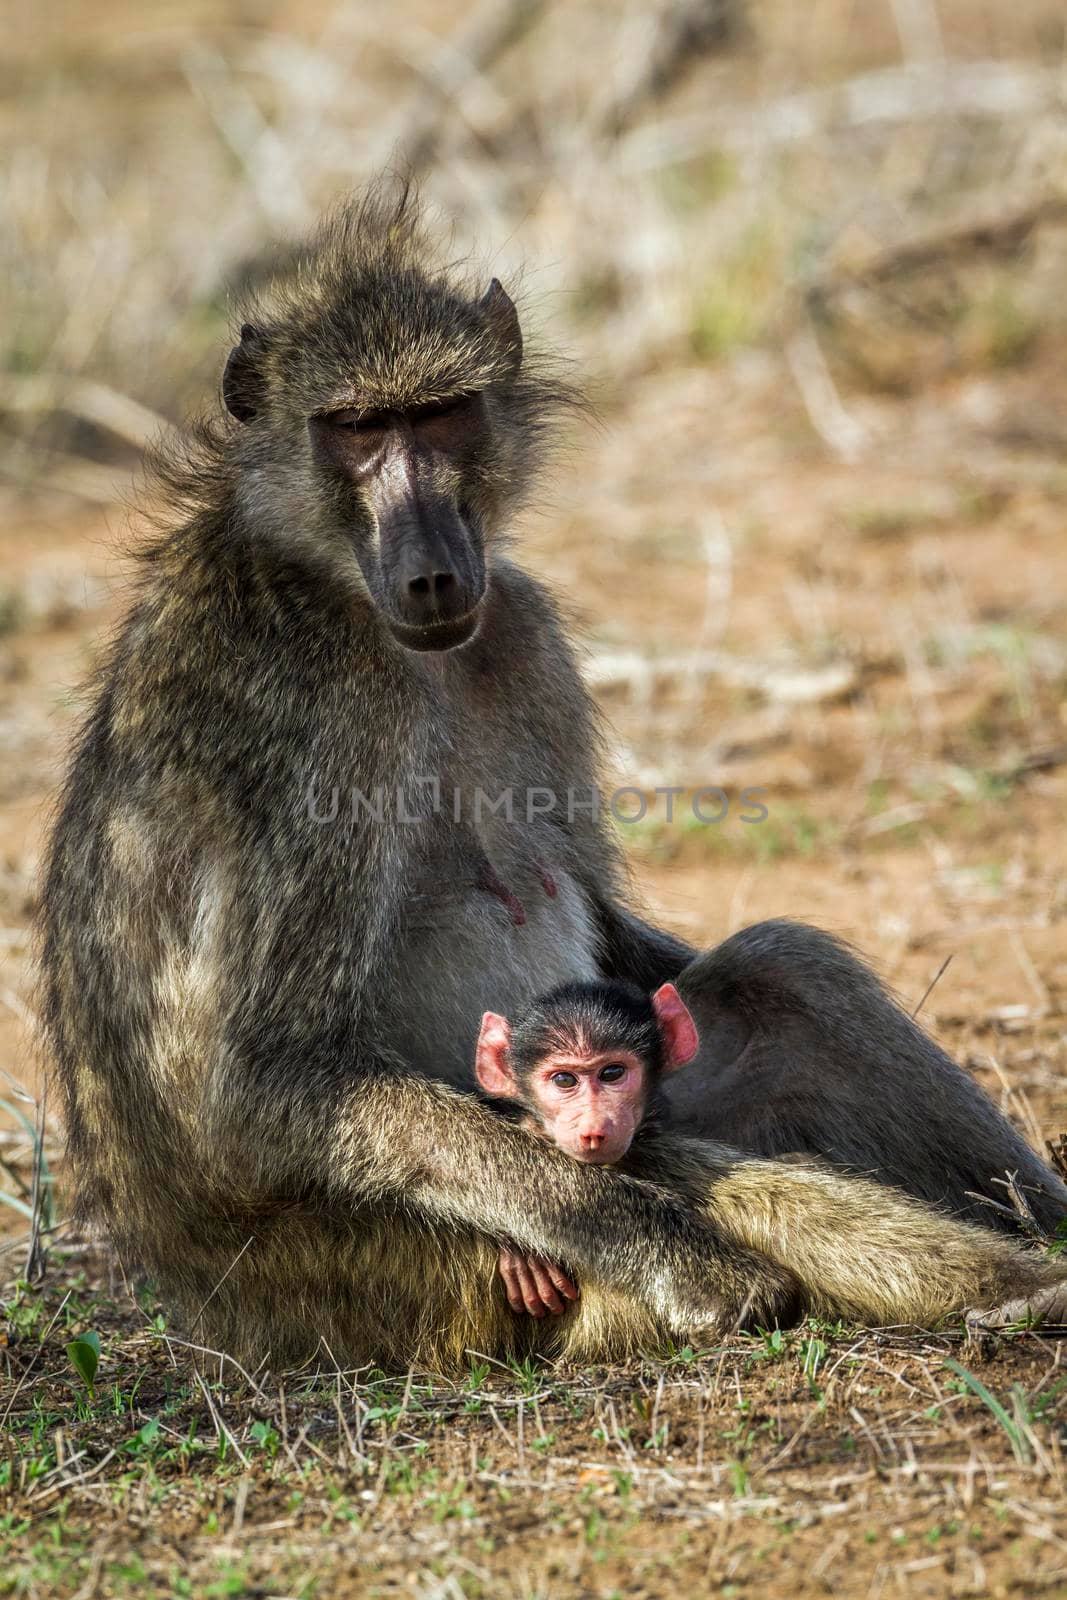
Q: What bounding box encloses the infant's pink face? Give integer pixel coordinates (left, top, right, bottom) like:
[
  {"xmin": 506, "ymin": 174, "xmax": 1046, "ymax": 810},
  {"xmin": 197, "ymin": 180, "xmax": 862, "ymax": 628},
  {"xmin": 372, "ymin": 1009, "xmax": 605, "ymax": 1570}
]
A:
[
  {"xmin": 474, "ymin": 983, "xmax": 699, "ymax": 1170},
  {"xmin": 526, "ymin": 1048, "xmax": 648, "ymax": 1164}
]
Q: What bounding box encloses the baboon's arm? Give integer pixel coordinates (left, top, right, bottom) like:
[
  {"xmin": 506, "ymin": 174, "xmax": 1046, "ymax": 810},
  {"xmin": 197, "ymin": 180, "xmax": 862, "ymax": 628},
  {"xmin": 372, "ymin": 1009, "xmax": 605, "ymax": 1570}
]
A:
[{"xmin": 216, "ymin": 1061, "xmax": 794, "ymax": 1332}]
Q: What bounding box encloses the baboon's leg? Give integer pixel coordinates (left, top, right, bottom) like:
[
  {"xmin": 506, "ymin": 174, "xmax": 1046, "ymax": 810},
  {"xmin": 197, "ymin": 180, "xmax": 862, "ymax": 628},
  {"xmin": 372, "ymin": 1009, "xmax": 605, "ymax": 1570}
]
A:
[
  {"xmin": 663, "ymin": 920, "xmax": 1067, "ymax": 1232},
  {"xmin": 187, "ymin": 1213, "xmax": 678, "ymax": 1374},
  {"xmin": 619, "ymin": 1136, "xmax": 1067, "ymax": 1331},
  {"xmin": 188, "ymin": 1216, "xmax": 527, "ymax": 1374},
  {"xmin": 190, "ymin": 1156, "xmax": 1065, "ymax": 1374}
]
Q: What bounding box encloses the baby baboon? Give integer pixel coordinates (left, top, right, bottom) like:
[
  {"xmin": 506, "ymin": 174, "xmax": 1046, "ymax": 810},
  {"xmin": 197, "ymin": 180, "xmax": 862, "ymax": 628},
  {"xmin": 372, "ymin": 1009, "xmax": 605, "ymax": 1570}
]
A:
[
  {"xmin": 39, "ymin": 188, "xmax": 1067, "ymax": 1372},
  {"xmin": 475, "ymin": 979, "xmax": 699, "ymax": 1317}
]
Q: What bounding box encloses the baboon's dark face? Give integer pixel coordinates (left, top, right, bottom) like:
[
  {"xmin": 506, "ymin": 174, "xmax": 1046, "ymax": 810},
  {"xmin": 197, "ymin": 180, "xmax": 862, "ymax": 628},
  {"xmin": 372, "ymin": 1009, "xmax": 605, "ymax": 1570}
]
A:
[
  {"xmin": 223, "ymin": 264, "xmax": 526, "ymax": 654},
  {"xmin": 307, "ymin": 396, "xmax": 488, "ymax": 652}
]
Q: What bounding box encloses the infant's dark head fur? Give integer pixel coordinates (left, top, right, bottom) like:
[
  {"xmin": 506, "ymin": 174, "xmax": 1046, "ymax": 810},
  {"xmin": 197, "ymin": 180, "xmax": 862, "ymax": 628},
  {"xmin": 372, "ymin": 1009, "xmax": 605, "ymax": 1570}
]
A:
[{"xmin": 507, "ymin": 979, "xmax": 664, "ymax": 1083}]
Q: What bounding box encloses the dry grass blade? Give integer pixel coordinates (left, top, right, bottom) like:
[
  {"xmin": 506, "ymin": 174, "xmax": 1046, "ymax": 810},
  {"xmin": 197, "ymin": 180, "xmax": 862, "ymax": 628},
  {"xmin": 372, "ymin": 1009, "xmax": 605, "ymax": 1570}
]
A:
[
  {"xmin": 193, "ymin": 1370, "xmax": 251, "ymax": 1469},
  {"xmin": 785, "ymin": 321, "xmax": 869, "ymax": 462},
  {"xmin": 161, "ymin": 1334, "xmax": 270, "ymax": 1404},
  {"xmin": 964, "ymin": 1170, "xmax": 1054, "ymax": 1243},
  {"xmin": 24, "ymin": 1084, "xmax": 48, "ymax": 1282},
  {"xmin": 189, "ymin": 1234, "xmax": 255, "ymax": 1331},
  {"xmin": 1047, "ymin": 1136, "xmax": 1067, "ymax": 1184},
  {"xmin": 911, "ymin": 954, "xmax": 953, "ymax": 1019}
]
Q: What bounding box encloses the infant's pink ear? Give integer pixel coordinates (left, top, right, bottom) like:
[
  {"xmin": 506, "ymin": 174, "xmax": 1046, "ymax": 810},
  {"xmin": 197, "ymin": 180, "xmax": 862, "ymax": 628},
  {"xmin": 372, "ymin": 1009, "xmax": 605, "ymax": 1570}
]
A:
[
  {"xmin": 475, "ymin": 1012, "xmax": 518, "ymax": 1097},
  {"xmin": 651, "ymin": 983, "xmax": 700, "ymax": 1071}
]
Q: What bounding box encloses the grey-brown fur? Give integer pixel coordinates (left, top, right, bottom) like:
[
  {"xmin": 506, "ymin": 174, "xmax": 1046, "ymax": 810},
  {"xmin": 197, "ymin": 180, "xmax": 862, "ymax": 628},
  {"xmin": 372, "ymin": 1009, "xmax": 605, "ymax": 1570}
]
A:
[{"xmin": 39, "ymin": 188, "xmax": 1067, "ymax": 1372}]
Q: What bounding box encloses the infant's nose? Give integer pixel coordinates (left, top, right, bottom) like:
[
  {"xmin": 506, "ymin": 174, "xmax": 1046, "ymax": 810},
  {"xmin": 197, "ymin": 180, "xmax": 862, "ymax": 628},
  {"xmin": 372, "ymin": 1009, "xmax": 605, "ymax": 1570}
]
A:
[{"xmin": 579, "ymin": 1132, "xmax": 605, "ymax": 1151}]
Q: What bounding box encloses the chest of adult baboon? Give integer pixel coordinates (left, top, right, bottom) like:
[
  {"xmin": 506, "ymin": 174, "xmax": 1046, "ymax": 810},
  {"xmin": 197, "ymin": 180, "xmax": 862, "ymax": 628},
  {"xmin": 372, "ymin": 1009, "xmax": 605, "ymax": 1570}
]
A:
[{"xmin": 270, "ymin": 555, "xmax": 607, "ymax": 1086}]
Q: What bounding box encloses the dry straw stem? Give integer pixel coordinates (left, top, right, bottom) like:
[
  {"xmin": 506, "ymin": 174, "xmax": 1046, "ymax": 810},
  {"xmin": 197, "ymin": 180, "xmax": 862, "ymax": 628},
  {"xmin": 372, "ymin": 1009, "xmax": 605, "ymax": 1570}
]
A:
[
  {"xmin": 0, "ymin": 377, "xmax": 169, "ymax": 453},
  {"xmin": 1048, "ymin": 1136, "xmax": 1067, "ymax": 1184}
]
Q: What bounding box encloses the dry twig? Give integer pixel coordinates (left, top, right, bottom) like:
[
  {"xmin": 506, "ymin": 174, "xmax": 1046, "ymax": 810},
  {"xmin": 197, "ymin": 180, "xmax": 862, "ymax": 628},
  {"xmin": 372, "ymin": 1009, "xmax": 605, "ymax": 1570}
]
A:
[{"xmin": 804, "ymin": 196, "xmax": 1067, "ymax": 311}]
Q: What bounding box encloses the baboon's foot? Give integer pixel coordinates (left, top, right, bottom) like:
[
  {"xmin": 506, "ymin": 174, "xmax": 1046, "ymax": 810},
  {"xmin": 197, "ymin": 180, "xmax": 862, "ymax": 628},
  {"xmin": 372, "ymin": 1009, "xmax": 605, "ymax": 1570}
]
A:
[{"xmin": 967, "ymin": 1279, "xmax": 1067, "ymax": 1333}]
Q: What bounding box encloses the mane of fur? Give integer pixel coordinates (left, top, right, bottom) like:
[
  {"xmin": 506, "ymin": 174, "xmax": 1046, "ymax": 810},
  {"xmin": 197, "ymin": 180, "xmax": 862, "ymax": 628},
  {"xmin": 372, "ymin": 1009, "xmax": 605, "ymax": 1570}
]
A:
[{"xmin": 134, "ymin": 182, "xmax": 584, "ymax": 564}]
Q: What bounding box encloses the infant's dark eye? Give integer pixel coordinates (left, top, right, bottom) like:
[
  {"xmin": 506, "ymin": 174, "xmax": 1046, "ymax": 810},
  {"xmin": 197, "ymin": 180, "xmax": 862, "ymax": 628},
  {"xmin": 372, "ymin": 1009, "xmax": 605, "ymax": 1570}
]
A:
[
  {"xmin": 550, "ymin": 1071, "xmax": 578, "ymax": 1089},
  {"xmin": 599, "ymin": 1063, "xmax": 626, "ymax": 1083}
]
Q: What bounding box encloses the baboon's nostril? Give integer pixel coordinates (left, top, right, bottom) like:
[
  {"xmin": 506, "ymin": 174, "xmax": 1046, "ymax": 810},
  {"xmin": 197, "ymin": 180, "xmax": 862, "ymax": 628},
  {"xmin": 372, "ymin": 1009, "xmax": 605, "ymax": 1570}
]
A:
[
  {"xmin": 407, "ymin": 571, "xmax": 454, "ymax": 601},
  {"xmin": 396, "ymin": 551, "xmax": 472, "ymax": 628}
]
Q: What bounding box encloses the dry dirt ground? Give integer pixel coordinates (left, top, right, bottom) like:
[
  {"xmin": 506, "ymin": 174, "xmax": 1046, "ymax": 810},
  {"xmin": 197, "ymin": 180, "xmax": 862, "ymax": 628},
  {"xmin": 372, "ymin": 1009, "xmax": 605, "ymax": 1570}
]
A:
[{"xmin": 1, "ymin": 336, "xmax": 1067, "ymax": 1597}]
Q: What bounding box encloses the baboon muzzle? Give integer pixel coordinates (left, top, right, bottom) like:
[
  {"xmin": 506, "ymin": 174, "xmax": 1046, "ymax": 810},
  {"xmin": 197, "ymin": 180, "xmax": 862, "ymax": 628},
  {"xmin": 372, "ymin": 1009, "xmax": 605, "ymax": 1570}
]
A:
[{"xmin": 377, "ymin": 498, "xmax": 486, "ymax": 652}]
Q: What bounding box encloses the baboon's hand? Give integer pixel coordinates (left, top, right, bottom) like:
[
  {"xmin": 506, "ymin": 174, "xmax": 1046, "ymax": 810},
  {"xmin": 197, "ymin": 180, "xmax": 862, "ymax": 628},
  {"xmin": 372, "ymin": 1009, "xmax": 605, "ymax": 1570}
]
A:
[
  {"xmin": 498, "ymin": 1245, "xmax": 580, "ymax": 1318},
  {"xmin": 967, "ymin": 1279, "xmax": 1067, "ymax": 1332}
]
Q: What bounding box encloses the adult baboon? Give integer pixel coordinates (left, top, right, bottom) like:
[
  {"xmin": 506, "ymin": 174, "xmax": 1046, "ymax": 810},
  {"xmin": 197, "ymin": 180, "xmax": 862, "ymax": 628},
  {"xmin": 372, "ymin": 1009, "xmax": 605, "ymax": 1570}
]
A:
[{"xmin": 40, "ymin": 192, "xmax": 1067, "ymax": 1371}]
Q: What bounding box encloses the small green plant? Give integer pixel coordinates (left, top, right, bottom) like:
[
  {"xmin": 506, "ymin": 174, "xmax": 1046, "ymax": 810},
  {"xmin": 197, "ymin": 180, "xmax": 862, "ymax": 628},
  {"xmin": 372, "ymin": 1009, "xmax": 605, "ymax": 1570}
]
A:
[
  {"xmin": 1031, "ymin": 1376, "xmax": 1067, "ymax": 1422},
  {"xmin": 505, "ymin": 1354, "xmax": 544, "ymax": 1396},
  {"xmin": 756, "ymin": 1327, "xmax": 786, "ymax": 1358},
  {"xmin": 125, "ymin": 1418, "xmax": 160, "ymax": 1455},
  {"xmin": 800, "ymin": 1333, "xmax": 827, "ymax": 1389},
  {"xmin": 942, "ymin": 1358, "xmax": 1033, "ymax": 1465},
  {"xmin": 249, "ymin": 1420, "xmax": 281, "ymax": 1460},
  {"xmin": 65, "ymin": 1330, "xmax": 100, "ymax": 1400}
]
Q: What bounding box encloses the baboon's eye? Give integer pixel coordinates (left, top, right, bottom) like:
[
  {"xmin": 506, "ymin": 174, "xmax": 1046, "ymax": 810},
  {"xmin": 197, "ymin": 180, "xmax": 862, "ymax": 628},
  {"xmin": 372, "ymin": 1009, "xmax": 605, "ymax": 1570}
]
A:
[
  {"xmin": 599, "ymin": 1063, "xmax": 627, "ymax": 1083},
  {"xmin": 319, "ymin": 396, "xmax": 476, "ymax": 433},
  {"xmin": 550, "ymin": 1071, "xmax": 578, "ymax": 1090},
  {"xmin": 408, "ymin": 394, "xmax": 474, "ymax": 425},
  {"xmin": 323, "ymin": 408, "xmax": 390, "ymax": 433}
]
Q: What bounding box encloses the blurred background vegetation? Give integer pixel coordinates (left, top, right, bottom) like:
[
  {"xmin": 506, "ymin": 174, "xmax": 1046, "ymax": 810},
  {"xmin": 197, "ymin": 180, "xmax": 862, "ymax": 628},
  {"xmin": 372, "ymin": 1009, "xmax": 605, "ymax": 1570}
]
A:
[{"xmin": 4, "ymin": 0, "xmax": 1067, "ymax": 497}]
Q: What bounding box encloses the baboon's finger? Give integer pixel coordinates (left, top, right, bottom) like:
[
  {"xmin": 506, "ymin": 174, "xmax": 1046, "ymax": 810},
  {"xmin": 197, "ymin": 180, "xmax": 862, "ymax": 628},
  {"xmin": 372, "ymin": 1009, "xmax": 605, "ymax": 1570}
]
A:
[
  {"xmin": 527, "ymin": 1256, "xmax": 566, "ymax": 1315},
  {"xmin": 544, "ymin": 1262, "xmax": 579, "ymax": 1302},
  {"xmin": 499, "ymin": 1248, "xmax": 550, "ymax": 1317},
  {"xmin": 498, "ymin": 1247, "xmax": 530, "ymax": 1315},
  {"xmin": 513, "ymin": 1255, "xmax": 551, "ymax": 1317}
]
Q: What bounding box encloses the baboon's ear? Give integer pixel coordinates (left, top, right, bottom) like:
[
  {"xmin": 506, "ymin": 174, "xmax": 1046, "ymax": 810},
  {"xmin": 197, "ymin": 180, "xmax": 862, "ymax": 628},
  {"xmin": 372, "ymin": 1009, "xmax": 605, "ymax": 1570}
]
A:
[
  {"xmin": 475, "ymin": 1012, "xmax": 518, "ymax": 1098},
  {"xmin": 223, "ymin": 323, "xmax": 268, "ymax": 423},
  {"xmin": 652, "ymin": 983, "xmax": 700, "ymax": 1072},
  {"xmin": 480, "ymin": 279, "xmax": 523, "ymax": 379}
]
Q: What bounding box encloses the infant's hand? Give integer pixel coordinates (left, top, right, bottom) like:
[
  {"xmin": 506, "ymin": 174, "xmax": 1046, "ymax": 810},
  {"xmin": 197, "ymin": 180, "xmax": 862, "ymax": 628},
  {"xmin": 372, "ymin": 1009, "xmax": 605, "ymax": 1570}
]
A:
[{"xmin": 498, "ymin": 1245, "xmax": 579, "ymax": 1317}]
